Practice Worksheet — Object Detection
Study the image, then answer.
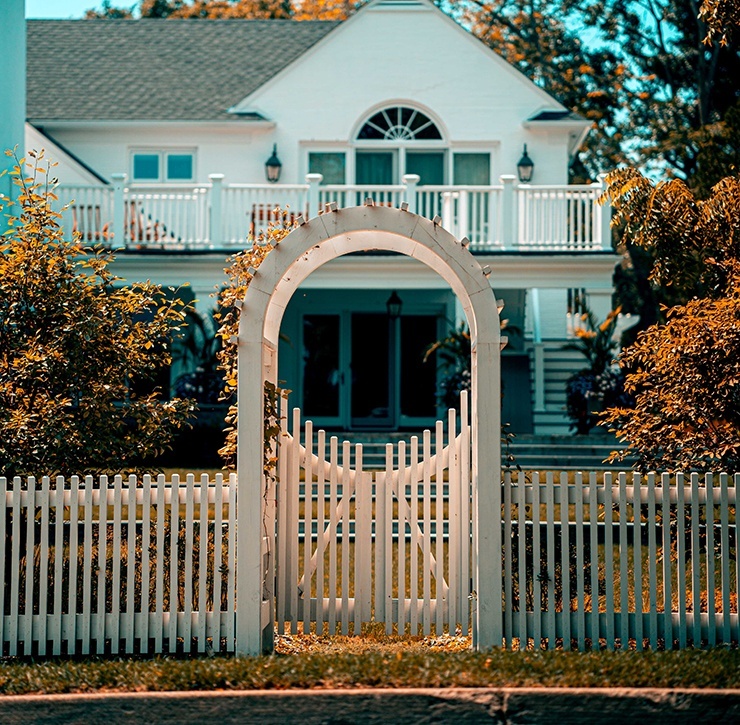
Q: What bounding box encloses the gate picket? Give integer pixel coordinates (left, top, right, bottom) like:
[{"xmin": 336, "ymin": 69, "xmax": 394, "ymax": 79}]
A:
[{"xmin": 273, "ymin": 400, "xmax": 471, "ymax": 638}]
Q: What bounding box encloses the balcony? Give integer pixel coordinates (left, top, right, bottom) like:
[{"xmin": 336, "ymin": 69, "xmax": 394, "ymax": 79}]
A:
[{"xmin": 55, "ymin": 173, "xmax": 612, "ymax": 254}]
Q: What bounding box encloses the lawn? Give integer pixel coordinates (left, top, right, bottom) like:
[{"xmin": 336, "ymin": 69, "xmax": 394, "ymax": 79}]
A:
[{"xmin": 0, "ymin": 637, "xmax": 738, "ymax": 695}]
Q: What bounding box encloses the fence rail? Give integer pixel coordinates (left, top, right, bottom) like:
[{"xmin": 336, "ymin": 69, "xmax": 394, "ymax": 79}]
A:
[{"xmin": 54, "ymin": 174, "xmax": 610, "ymax": 253}]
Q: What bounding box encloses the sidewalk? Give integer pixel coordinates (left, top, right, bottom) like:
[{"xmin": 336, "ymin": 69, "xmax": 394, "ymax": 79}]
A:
[{"xmin": 2, "ymin": 687, "xmax": 739, "ymax": 724}]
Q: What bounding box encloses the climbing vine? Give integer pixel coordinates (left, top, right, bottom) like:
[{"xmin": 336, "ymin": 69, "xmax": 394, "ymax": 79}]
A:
[{"xmin": 216, "ymin": 212, "xmax": 292, "ymax": 475}]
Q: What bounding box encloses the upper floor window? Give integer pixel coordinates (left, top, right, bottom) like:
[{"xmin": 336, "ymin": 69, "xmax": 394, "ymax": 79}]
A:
[
  {"xmin": 131, "ymin": 150, "xmax": 195, "ymax": 182},
  {"xmin": 357, "ymin": 107, "xmax": 442, "ymax": 141}
]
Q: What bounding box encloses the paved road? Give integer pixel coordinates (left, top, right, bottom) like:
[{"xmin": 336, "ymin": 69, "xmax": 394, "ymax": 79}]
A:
[{"xmin": 1, "ymin": 687, "xmax": 739, "ymax": 724}]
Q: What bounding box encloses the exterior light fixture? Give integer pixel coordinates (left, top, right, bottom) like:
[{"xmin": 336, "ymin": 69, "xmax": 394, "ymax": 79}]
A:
[
  {"xmin": 386, "ymin": 290, "xmax": 403, "ymax": 319},
  {"xmin": 265, "ymin": 144, "xmax": 282, "ymax": 183},
  {"xmin": 517, "ymin": 144, "xmax": 534, "ymax": 183}
]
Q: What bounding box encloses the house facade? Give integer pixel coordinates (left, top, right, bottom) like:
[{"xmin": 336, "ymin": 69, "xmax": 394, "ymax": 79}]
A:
[{"xmin": 23, "ymin": 0, "xmax": 619, "ymax": 435}]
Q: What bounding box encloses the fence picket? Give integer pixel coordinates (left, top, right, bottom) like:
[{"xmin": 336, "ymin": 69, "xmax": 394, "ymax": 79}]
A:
[
  {"xmin": 603, "ymin": 472, "xmax": 614, "ymax": 650},
  {"xmin": 532, "ymin": 472, "xmax": 541, "ymax": 650},
  {"xmin": 647, "ymin": 472, "xmax": 658, "ymax": 650},
  {"xmin": 676, "ymin": 472, "xmax": 687, "ymax": 649},
  {"xmin": 23, "ymin": 477, "xmax": 36, "ymax": 657},
  {"xmin": 384, "ymin": 445, "xmax": 393, "ymax": 634},
  {"xmin": 632, "ymin": 473, "xmax": 643, "ymax": 651},
  {"xmin": 560, "ymin": 471, "xmax": 571, "ymax": 650},
  {"xmin": 409, "ymin": 437, "xmax": 420, "ymax": 635},
  {"xmin": 661, "ymin": 473, "xmax": 672, "ymax": 649},
  {"xmin": 340, "ymin": 440, "xmax": 351, "ymax": 635},
  {"xmin": 154, "ymin": 475, "xmax": 166, "ymax": 653},
  {"xmin": 96, "ymin": 476, "xmax": 109, "ymax": 655},
  {"xmin": 720, "ymin": 472, "xmax": 731, "ymax": 646},
  {"xmin": 354, "ymin": 445, "xmax": 365, "ymax": 635},
  {"xmin": 422, "ymin": 430, "xmax": 432, "ymax": 636},
  {"xmin": 517, "ymin": 470, "xmax": 528, "ymax": 650},
  {"xmin": 141, "ymin": 474, "xmax": 152, "ymax": 654},
  {"xmin": 289, "ymin": 408, "xmax": 301, "ymax": 634},
  {"xmin": 168, "ymin": 474, "xmax": 180, "ymax": 653},
  {"xmin": 503, "ymin": 470, "xmax": 513, "ymax": 648},
  {"xmin": 68, "ymin": 476, "xmax": 80, "ymax": 655},
  {"xmin": 545, "ymin": 472, "xmax": 555, "ymax": 649},
  {"xmin": 574, "ymin": 472, "xmax": 585, "ymax": 651},
  {"xmin": 618, "ymin": 472, "xmax": 628, "ymax": 649},
  {"xmin": 706, "ymin": 473, "xmax": 716, "ymax": 647},
  {"xmin": 448, "ymin": 410, "xmax": 458, "ymax": 633},
  {"xmin": 81, "ymin": 477, "xmax": 94, "ymax": 655},
  {"xmin": 588, "ymin": 472, "xmax": 599, "ymax": 649},
  {"xmin": 126, "ymin": 475, "xmax": 137, "ymax": 654},
  {"xmin": 316, "ymin": 430, "xmax": 326, "ymax": 634},
  {"xmin": 303, "ymin": 421, "xmax": 314, "ymax": 634},
  {"xmin": 691, "ymin": 472, "xmax": 701, "ymax": 646},
  {"xmin": 328, "ymin": 437, "xmax": 338, "ymax": 635},
  {"xmin": 459, "ymin": 391, "xmax": 470, "ymax": 633},
  {"xmin": 197, "ymin": 475, "xmax": 208, "ymax": 652},
  {"xmin": 398, "ymin": 440, "xmax": 407, "ymax": 635},
  {"xmin": 435, "ymin": 422, "xmax": 444, "ymax": 634}
]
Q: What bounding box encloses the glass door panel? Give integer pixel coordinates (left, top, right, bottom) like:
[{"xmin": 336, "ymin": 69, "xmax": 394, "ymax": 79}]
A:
[
  {"xmin": 400, "ymin": 315, "xmax": 439, "ymax": 420},
  {"xmin": 405, "ymin": 151, "xmax": 445, "ymax": 185},
  {"xmin": 302, "ymin": 314, "xmax": 342, "ymax": 421},
  {"xmin": 356, "ymin": 151, "xmax": 395, "ymax": 184},
  {"xmin": 407, "ymin": 151, "xmax": 445, "ymax": 219},
  {"xmin": 351, "ymin": 313, "xmax": 392, "ymax": 428}
]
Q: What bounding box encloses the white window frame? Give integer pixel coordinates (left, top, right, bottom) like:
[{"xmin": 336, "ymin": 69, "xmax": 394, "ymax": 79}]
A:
[{"xmin": 130, "ymin": 148, "xmax": 197, "ymax": 183}]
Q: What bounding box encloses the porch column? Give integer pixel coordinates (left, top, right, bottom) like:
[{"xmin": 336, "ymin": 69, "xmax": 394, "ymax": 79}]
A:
[
  {"xmin": 306, "ymin": 173, "xmax": 322, "ymax": 217},
  {"xmin": 208, "ymin": 173, "xmax": 224, "ymax": 247},
  {"xmin": 500, "ymin": 175, "xmax": 516, "ymax": 250},
  {"xmin": 402, "ymin": 173, "xmax": 419, "ymax": 214},
  {"xmin": 596, "ymin": 173, "xmax": 612, "ymax": 250},
  {"xmin": 530, "ymin": 288, "xmax": 546, "ymax": 412},
  {"xmin": 112, "ymin": 173, "xmax": 127, "ymax": 249}
]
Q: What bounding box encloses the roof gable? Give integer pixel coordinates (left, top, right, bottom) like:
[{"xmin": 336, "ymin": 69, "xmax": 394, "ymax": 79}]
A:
[{"xmin": 26, "ymin": 19, "xmax": 339, "ymax": 122}]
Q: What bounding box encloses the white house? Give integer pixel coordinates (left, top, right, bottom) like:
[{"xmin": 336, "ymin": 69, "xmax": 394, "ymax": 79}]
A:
[{"xmin": 23, "ymin": 0, "xmax": 619, "ymax": 436}]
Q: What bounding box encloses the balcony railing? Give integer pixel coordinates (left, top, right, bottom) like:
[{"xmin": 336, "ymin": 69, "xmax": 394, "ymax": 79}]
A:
[{"xmin": 54, "ymin": 173, "xmax": 611, "ymax": 253}]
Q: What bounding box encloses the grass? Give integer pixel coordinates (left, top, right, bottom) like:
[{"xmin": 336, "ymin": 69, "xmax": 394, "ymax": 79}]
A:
[{"xmin": 0, "ymin": 638, "xmax": 739, "ymax": 695}]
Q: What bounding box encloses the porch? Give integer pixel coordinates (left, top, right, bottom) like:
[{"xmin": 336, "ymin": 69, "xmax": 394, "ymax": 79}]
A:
[{"xmin": 55, "ymin": 173, "xmax": 612, "ymax": 253}]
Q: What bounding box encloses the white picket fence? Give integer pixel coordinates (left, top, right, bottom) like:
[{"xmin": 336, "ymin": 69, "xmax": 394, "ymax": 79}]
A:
[
  {"xmin": 503, "ymin": 470, "xmax": 739, "ymax": 649},
  {"xmin": 0, "ymin": 473, "xmax": 236, "ymax": 656},
  {"xmin": 2, "ymin": 451, "xmax": 737, "ymax": 654},
  {"xmin": 275, "ymin": 399, "xmax": 471, "ymax": 636}
]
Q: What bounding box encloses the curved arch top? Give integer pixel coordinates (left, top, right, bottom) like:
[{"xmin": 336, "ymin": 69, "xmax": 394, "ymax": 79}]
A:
[{"xmin": 238, "ymin": 205, "xmax": 501, "ymax": 348}]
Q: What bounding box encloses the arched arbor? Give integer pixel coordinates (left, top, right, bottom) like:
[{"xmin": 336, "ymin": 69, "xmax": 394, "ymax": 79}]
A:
[{"xmin": 236, "ymin": 204, "xmax": 503, "ymax": 654}]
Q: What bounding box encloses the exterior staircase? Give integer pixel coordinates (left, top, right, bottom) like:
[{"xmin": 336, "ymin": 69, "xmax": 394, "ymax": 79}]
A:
[{"xmin": 530, "ymin": 344, "xmax": 584, "ymax": 436}]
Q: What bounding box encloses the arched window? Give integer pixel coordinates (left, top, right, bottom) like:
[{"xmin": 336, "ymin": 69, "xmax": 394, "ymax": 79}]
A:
[{"xmin": 357, "ymin": 106, "xmax": 443, "ymax": 141}]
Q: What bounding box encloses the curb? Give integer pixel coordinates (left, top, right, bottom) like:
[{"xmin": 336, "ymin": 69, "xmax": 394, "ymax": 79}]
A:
[{"xmin": 1, "ymin": 687, "xmax": 740, "ymax": 724}]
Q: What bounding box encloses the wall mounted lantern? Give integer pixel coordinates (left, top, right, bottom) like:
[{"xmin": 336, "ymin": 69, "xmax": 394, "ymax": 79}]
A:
[
  {"xmin": 517, "ymin": 144, "xmax": 534, "ymax": 183},
  {"xmin": 265, "ymin": 144, "xmax": 282, "ymax": 183},
  {"xmin": 386, "ymin": 290, "xmax": 403, "ymax": 319}
]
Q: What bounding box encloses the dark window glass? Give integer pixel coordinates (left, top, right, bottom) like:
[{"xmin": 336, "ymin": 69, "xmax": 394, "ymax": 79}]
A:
[
  {"xmin": 133, "ymin": 153, "xmax": 160, "ymax": 180},
  {"xmin": 167, "ymin": 154, "xmax": 193, "ymax": 180},
  {"xmin": 308, "ymin": 152, "xmax": 346, "ymax": 185},
  {"xmin": 303, "ymin": 315, "xmax": 340, "ymax": 417},
  {"xmin": 400, "ymin": 316, "xmax": 438, "ymax": 418}
]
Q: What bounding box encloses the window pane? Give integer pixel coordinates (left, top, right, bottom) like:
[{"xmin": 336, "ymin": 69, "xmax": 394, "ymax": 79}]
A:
[
  {"xmin": 133, "ymin": 154, "xmax": 160, "ymax": 181},
  {"xmin": 167, "ymin": 154, "xmax": 193, "ymax": 180},
  {"xmin": 303, "ymin": 315, "xmax": 340, "ymax": 417},
  {"xmin": 400, "ymin": 316, "xmax": 438, "ymax": 418},
  {"xmin": 356, "ymin": 151, "xmax": 394, "ymax": 185},
  {"xmin": 406, "ymin": 151, "xmax": 445, "ymax": 185},
  {"xmin": 308, "ymin": 152, "xmax": 346, "ymax": 185},
  {"xmin": 453, "ymin": 153, "xmax": 490, "ymax": 185}
]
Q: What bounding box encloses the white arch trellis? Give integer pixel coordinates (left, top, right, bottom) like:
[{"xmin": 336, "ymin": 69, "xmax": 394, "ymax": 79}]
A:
[{"xmin": 236, "ymin": 204, "xmax": 502, "ymax": 655}]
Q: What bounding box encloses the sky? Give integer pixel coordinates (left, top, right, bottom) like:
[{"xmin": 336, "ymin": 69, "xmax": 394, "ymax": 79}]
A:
[{"xmin": 25, "ymin": 0, "xmax": 123, "ymax": 18}]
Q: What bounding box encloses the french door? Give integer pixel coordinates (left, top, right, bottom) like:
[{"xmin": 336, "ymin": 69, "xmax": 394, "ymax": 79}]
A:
[{"xmin": 301, "ymin": 312, "xmax": 439, "ymax": 429}]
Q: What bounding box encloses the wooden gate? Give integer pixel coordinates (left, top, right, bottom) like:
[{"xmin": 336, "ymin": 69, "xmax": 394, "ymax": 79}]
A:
[{"xmin": 274, "ymin": 394, "xmax": 472, "ymax": 636}]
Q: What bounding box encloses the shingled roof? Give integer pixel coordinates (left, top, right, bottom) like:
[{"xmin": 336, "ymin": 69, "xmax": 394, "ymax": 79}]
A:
[{"xmin": 27, "ymin": 19, "xmax": 340, "ymax": 122}]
